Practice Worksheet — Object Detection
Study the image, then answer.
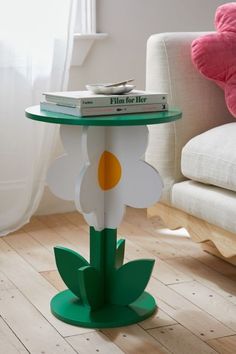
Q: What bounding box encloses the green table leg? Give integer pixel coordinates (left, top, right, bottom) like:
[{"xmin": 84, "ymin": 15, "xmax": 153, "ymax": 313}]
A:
[{"xmin": 51, "ymin": 227, "xmax": 157, "ymax": 328}]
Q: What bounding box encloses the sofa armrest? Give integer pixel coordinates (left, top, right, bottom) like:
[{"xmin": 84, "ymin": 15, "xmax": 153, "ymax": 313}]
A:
[{"xmin": 145, "ymin": 32, "xmax": 234, "ymax": 203}]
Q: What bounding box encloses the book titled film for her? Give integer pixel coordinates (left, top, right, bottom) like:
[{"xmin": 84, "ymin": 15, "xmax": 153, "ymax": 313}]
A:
[{"xmin": 43, "ymin": 90, "xmax": 168, "ymax": 107}]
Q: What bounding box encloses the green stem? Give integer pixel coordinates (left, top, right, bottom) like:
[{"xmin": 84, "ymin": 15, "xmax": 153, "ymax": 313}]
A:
[
  {"xmin": 90, "ymin": 227, "xmax": 118, "ymax": 304},
  {"xmin": 89, "ymin": 227, "xmax": 105, "ymax": 272}
]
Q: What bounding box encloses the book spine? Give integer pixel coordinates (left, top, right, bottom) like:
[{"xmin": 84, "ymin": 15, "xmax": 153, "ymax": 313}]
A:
[
  {"xmin": 80, "ymin": 103, "xmax": 168, "ymax": 116},
  {"xmin": 45, "ymin": 93, "xmax": 168, "ymax": 107},
  {"xmin": 40, "ymin": 102, "xmax": 82, "ymax": 116},
  {"xmin": 40, "ymin": 102, "xmax": 168, "ymax": 117}
]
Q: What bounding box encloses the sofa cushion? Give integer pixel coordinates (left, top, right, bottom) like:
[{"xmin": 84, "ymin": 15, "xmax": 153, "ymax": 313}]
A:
[
  {"xmin": 172, "ymin": 180, "xmax": 236, "ymax": 234},
  {"xmin": 181, "ymin": 122, "xmax": 236, "ymax": 192}
]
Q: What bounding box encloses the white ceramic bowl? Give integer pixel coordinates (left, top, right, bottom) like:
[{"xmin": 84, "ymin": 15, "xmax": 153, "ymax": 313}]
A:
[{"xmin": 86, "ymin": 84, "xmax": 135, "ymax": 95}]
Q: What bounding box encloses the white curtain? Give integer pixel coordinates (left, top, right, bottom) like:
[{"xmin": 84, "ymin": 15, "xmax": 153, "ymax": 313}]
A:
[{"xmin": 0, "ymin": 0, "xmax": 76, "ymax": 236}]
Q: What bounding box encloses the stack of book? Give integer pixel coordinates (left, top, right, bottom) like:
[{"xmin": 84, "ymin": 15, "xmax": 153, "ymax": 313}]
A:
[{"xmin": 40, "ymin": 90, "xmax": 168, "ymax": 117}]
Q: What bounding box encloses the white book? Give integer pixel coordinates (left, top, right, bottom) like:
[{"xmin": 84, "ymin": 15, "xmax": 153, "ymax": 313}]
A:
[
  {"xmin": 40, "ymin": 101, "xmax": 168, "ymax": 117},
  {"xmin": 43, "ymin": 90, "xmax": 168, "ymax": 107}
]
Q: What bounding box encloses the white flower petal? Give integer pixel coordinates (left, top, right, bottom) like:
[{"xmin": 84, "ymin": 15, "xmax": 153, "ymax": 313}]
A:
[
  {"xmin": 82, "ymin": 201, "xmax": 124, "ymax": 231},
  {"xmin": 124, "ymin": 160, "xmax": 163, "ymax": 208},
  {"xmin": 60, "ymin": 125, "xmax": 83, "ymax": 154},
  {"xmin": 47, "ymin": 154, "xmax": 83, "ymax": 201},
  {"xmin": 86, "ymin": 126, "xmax": 105, "ymax": 160},
  {"xmin": 76, "ymin": 160, "xmax": 125, "ymax": 230},
  {"xmin": 75, "ymin": 163, "xmax": 102, "ymax": 214},
  {"xmin": 83, "ymin": 211, "xmax": 104, "ymax": 231},
  {"xmin": 104, "ymin": 186, "xmax": 125, "ymax": 229},
  {"xmin": 106, "ymin": 126, "xmax": 148, "ymax": 161},
  {"xmin": 46, "ymin": 125, "xmax": 84, "ymax": 201}
]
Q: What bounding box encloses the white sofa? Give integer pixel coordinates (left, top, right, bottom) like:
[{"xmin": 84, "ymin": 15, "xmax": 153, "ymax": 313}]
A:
[{"xmin": 145, "ymin": 32, "xmax": 236, "ymax": 264}]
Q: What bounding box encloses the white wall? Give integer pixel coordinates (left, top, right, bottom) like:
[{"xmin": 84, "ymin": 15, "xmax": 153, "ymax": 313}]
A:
[
  {"xmin": 36, "ymin": 0, "xmax": 228, "ymax": 215},
  {"xmin": 69, "ymin": 0, "xmax": 228, "ymax": 90}
]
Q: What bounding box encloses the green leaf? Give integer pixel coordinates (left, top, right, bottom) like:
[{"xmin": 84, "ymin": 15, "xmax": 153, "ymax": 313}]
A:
[
  {"xmin": 108, "ymin": 259, "xmax": 155, "ymax": 305},
  {"xmin": 54, "ymin": 246, "xmax": 89, "ymax": 298},
  {"xmin": 116, "ymin": 239, "xmax": 125, "ymax": 268},
  {"xmin": 78, "ymin": 266, "xmax": 104, "ymax": 310}
]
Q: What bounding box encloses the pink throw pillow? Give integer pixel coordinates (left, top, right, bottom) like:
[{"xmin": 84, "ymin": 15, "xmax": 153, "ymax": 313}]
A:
[{"xmin": 191, "ymin": 3, "xmax": 236, "ymax": 118}]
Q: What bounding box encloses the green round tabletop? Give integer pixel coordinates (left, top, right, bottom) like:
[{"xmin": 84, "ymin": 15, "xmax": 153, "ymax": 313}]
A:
[{"xmin": 25, "ymin": 105, "xmax": 181, "ymax": 126}]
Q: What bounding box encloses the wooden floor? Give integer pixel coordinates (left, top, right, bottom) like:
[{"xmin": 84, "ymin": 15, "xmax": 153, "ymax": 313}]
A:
[{"xmin": 0, "ymin": 208, "xmax": 236, "ymax": 354}]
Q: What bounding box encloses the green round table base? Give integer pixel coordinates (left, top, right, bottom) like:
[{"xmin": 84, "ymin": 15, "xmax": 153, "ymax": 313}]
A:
[{"xmin": 51, "ymin": 289, "xmax": 157, "ymax": 328}]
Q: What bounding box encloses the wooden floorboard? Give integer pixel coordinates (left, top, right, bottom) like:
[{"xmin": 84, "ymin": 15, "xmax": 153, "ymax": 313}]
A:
[
  {"xmin": 0, "ymin": 208, "xmax": 235, "ymax": 353},
  {"xmin": 206, "ymin": 335, "xmax": 236, "ymax": 354}
]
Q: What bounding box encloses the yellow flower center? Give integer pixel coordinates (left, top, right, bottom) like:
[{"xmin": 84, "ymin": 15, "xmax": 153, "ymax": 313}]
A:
[{"xmin": 98, "ymin": 151, "xmax": 122, "ymax": 190}]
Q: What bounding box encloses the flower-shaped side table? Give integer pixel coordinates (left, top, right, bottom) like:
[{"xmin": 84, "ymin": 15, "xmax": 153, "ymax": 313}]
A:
[{"xmin": 26, "ymin": 106, "xmax": 181, "ymax": 328}]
